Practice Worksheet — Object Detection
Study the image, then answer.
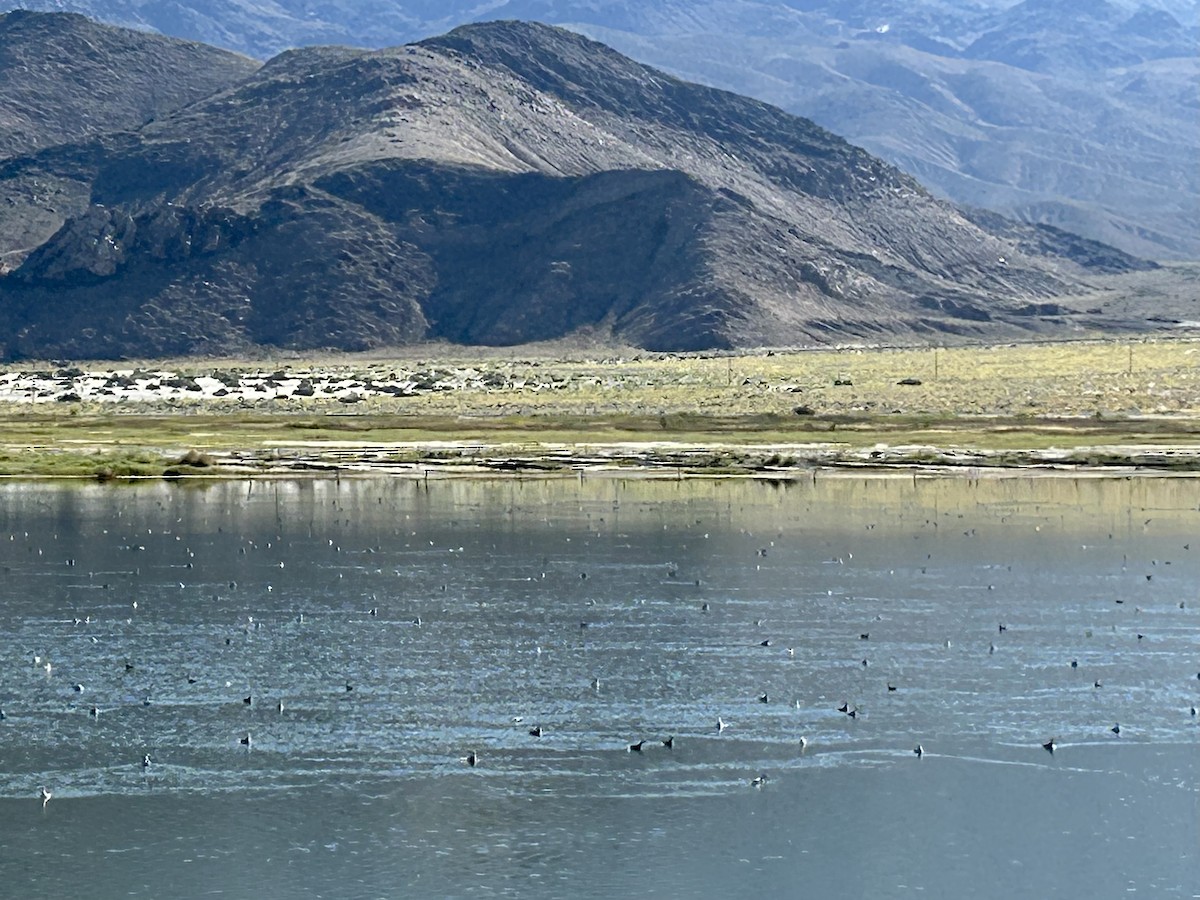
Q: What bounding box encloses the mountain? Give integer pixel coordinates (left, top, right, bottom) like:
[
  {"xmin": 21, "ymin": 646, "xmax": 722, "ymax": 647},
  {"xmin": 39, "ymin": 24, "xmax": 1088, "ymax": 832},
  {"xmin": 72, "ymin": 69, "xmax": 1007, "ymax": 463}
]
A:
[
  {"xmin": 0, "ymin": 10, "xmax": 258, "ymax": 158},
  {"xmin": 0, "ymin": 11, "xmax": 258, "ymax": 272},
  {"xmin": 4, "ymin": 0, "xmax": 1193, "ymax": 261},
  {"xmin": 0, "ymin": 18, "xmax": 1154, "ymax": 359}
]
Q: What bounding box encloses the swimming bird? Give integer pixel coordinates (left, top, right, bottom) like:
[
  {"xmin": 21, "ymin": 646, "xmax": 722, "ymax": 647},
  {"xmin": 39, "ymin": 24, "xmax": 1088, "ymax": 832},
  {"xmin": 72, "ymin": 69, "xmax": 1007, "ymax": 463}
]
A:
[
  {"xmin": 751, "ymin": 774, "xmax": 768, "ymax": 788},
  {"xmin": 72, "ymin": 683, "xmax": 84, "ymax": 693},
  {"xmin": 717, "ymin": 717, "xmax": 728, "ymax": 733},
  {"xmin": 1043, "ymin": 738, "xmax": 1056, "ymax": 754},
  {"xmin": 464, "ymin": 751, "xmax": 478, "ymax": 767},
  {"xmin": 887, "ymin": 684, "xmax": 897, "ymax": 692},
  {"xmin": 345, "ymin": 683, "xmax": 354, "ymax": 693},
  {"xmin": 860, "ymin": 633, "xmax": 869, "ymax": 640},
  {"xmin": 0, "ymin": 709, "xmax": 5, "ymax": 720},
  {"xmin": 40, "ymin": 787, "xmax": 51, "ymax": 807},
  {"xmin": 591, "ymin": 677, "xmax": 600, "ymax": 691},
  {"xmin": 1070, "ymin": 660, "xmax": 1078, "ymax": 669},
  {"xmin": 124, "ymin": 662, "xmax": 135, "ymax": 672},
  {"xmin": 529, "ymin": 726, "xmax": 543, "ymax": 737},
  {"xmin": 142, "ymin": 754, "xmax": 151, "ymax": 770},
  {"xmin": 628, "ymin": 740, "xmax": 645, "ymax": 752},
  {"xmin": 847, "ymin": 708, "xmax": 859, "ymax": 719},
  {"xmin": 1094, "ymin": 680, "xmax": 1102, "ymax": 688},
  {"xmin": 760, "ymin": 639, "xmax": 771, "ymax": 647},
  {"xmin": 759, "ymin": 693, "xmax": 769, "ymax": 704},
  {"xmin": 838, "ymin": 702, "xmax": 849, "ymax": 713},
  {"xmin": 243, "ymin": 695, "xmax": 252, "ymax": 706},
  {"xmin": 914, "ymin": 744, "xmax": 924, "ymax": 758},
  {"xmin": 240, "ymin": 733, "xmax": 252, "ymax": 746},
  {"xmin": 799, "ymin": 736, "xmax": 808, "ymax": 750},
  {"xmin": 277, "ymin": 700, "xmax": 284, "ymax": 713},
  {"xmin": 187, "ymin": 676, "xmax": 197, "ymax": 684},
  {"xmin": 89, "ymin": 706, "xmax": 98, "ymax": 718},
  {"xmin": 1111, "ymin": 723, "xmax": 1121, "ymax": 736},
  {"xmin": 662, "ymin": 736, "xmax": 674, "ymax": 749}
]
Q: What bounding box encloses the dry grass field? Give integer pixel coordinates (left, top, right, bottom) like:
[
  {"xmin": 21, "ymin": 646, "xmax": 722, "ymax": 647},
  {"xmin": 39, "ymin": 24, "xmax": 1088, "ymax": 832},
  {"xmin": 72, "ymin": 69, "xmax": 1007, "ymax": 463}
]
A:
[{"xmin": 4, "ymin": 337, "xmax": 1200, "ymax": 477}]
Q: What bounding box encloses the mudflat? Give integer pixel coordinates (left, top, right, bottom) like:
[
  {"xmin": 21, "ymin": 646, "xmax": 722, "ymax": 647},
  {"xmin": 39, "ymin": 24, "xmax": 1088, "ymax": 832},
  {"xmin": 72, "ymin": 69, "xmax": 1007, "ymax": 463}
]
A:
[{"xmin": 4, "ymin": 337, "xmax": 1200, "ymax": 478}]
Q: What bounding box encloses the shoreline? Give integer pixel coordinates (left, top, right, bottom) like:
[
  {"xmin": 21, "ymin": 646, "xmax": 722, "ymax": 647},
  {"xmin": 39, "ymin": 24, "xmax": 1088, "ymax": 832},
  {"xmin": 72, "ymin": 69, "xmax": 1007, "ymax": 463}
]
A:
[{"xmin": 6, "ymin": 337, "xmax": 1200, "ymax": 479}]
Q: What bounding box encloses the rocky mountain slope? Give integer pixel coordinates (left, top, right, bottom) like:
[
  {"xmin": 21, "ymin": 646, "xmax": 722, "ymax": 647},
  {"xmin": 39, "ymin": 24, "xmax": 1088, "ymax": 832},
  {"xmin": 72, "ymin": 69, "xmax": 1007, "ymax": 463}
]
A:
[
  {"xmin": 0, "ymin": 18, "xmax": 1154, "ymax": 359},
  {"xmin": 6, "ymin": 0, "xmax": 1192, "ymax": 261}
]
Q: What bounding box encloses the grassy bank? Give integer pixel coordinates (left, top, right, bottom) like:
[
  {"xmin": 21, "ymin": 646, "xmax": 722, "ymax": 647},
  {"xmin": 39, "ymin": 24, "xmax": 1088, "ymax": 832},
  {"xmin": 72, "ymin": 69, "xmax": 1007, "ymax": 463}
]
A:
[{"xmin": 4, "ymin": 338, "xmax": 1200, "ymax": 478}]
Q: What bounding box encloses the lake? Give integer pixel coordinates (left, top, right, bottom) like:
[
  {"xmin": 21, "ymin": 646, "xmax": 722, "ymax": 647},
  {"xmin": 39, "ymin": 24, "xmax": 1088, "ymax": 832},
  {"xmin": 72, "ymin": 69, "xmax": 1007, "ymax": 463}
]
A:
[{"xmin": 1, "ymin": 474, "xmax": 1196, "ymax": 898}]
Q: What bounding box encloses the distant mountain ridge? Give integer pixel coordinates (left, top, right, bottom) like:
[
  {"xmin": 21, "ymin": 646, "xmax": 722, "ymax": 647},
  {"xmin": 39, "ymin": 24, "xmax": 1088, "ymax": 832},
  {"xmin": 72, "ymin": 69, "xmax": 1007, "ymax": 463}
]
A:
[
  {"xmin": 4, "ymin": 0, "xmax": 1193, "ymax": 261},
  {"xmin": 0, "ymin": 17, "xmax": 1154, "ymax": 359}
]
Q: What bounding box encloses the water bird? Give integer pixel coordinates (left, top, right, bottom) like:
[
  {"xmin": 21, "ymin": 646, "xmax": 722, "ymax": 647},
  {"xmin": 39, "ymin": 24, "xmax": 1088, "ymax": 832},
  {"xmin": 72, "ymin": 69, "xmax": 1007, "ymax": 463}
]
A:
[
  {"xmin": 1191, "ymin": 707, "xmax": 1197, "ymax": 716},
  {"xmin": 464, "ymin": 751, "xmax": 478, "ymax": 767},
  {"xmin": 751, "ymin": 775, "xmax": 768, "ymax": 788},
  {"xmin": 413, "ymin": 616, "xmax": 422, "ymax": 627},
  {"xmin": 998, "ymin": 624, "xmax": 1007, "ymax": 633},
  {"xmin": 40, "ymin": 787, "xmax": 52, "ymax": 807},
  {"xmin": 799, "ymin": 736, "xmax": 808, "ymax": 750},
  {"xmin": 529, "ymin": 726, "xmax": 543, "ymax": 737},
  {"xmin": 1137, "ymin": 634, "xmax": 1145, "ymax": 640},
  {"xmin": 860, "ymin": 633, "xmax": 869, "ymax": 640},
  {"xmin": 240, "ymin": 733, "xmax": 252, "ymax": 746},
  {"xmin": 73, "ymin": 683, "xmax": 84, "ymax": 692},
  {"xmin": 1070, "ymin": 660, "xmax": 1078, "ymax": 669},
  {"xmin": 759, "ymin": 693, "xmax": 769, "ymax": 704},
  {"xmin": 187, "ymin": 676, "xmax": 197, "ymax": 685},
  {"xmin": 124, "ymin": 662, "xmax": 135, "ymax": 672},
  {"xmin": 89, "ymin": 706, "xmax": 98, "ymax": 718},
  {"xmin": 591, "ymin": 677, "xmax": 600, "ymax": 691},
  {"xmin": 760, "ymin": 639, "xmax": 771, "ymax": 647},
  {"xmin": 243, "ymin": 695, "xmax": 252, "ymax": 706},
  {"xmin": 717, "ymin": 717, "xmax": 728, "ymax": 733},
  {"xmin": 628, "ymin": 740, "xmax": 645, "ymax": 752},
  {"xmin": 861, "ymin": 659, "xmax": 869, "ymax": 667},
  {"xmin": 701, "ymin": 602, "xmax": 710, "ymax": 612},
  {"xmin": 1094, "ymin": 680, "xmax": 1102, "ymax": 689},
  {"xmin": 0, "ymin": 709, "xmax": 5, "ymax": 720},
  {"xmin": 142, "ymin": 754, "xmax": 151, "ymax": 770},
  {"xmin": 1111, "ymin": 723, "xmax": 1121, "ymax": 736},
  {"xmin": 787, "ymin": 648, "xmax": 795, "ymax": 657},
  {"xmin": 887, "ymin": 684, "xmax": 897, "ymax": 692},
  {"xmin": 345, "ymin": 683, "xmax": 354, "ymax": 693},
  {"xmin": 662, "ymin": 736, "xmax": 674, "ymax": 749},
  {"xmin": 989, "ymin": 642, "xmax": 996, "ymax": 654},
  {"xmin": 369, "ymin": 607, "xmax": 378, "ymax": 617},
  {"xmin": 838, "ymin": 703, "xmax": 849, "ymax": 713},
  {"xmin": 847, "ymin": 708, "xmax": 859, "ymax": 719},
  {"xmin": 914, "ymin": 744, "xmax": 924, "ymax": 758},
  {"xmin": 1042, "ymin": 738, "xmax": 1057, "ymax": 754}
]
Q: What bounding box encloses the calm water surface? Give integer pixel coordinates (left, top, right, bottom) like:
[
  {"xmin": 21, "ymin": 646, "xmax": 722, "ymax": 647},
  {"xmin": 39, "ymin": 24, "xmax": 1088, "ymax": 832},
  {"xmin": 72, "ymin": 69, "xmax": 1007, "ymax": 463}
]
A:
[{"xmin": 1, "ymin": 475, "xmax": 1196, "ymax": 898}]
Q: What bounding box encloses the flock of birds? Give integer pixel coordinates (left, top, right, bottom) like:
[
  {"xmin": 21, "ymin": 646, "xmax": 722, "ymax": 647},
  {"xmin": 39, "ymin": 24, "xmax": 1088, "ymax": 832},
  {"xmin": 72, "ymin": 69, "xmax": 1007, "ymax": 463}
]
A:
[{"xmin": 9, "ymin": 486, "xmax": 1200, "ymax": 807}]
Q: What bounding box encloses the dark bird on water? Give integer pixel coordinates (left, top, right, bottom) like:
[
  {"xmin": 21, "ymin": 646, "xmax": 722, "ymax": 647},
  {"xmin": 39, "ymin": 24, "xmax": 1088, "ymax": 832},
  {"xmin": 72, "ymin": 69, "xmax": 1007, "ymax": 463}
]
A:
[
  {"xmin": 628, "ymin": 740, "xmax": 645, "ymax": 752},
  {"xmin": 529, "ymin": 726, "xmax": 543, "ymax": 737},
  {"xmin": 1111, "ymin": 723, "xmax": 1121, "ymax": 735},
  {"xmin": 142, "ymin": 754, "xmax": 151, "ymax": 770},
  {"xmin": 465, "ymin": 751, "xmax": 478, "ymax": 767},
  {"xmin": 751, "ymin": 775, "xmax": 768, "ymax": 788},
  {"xmin": 662, "ymin": 736, "xmax": 674, "ymax": 749},
  {"xmin": 887, "ymin": 684, "xmax": 897, "ymax": 692},
  {"xmin": 1094, "ymin": 680, "xmax": 1102, "ymax": 688},
  {"xmin": 760, "ymin": 640, "xmax": 771, "ymax": 647},
  {"xmin": 914, "ymin": 744, "xmax": 924, "ymax": 758},
  {"xmin": 759, "ymin": 693, "xmax": 769, "ymax": 704},
  {"xmin": 243, "ymin": 695, "xmax": 252, "ymax": 706},
  {"xmin": 1043, "ymin": 738, "xmax": 1056, "ymax": 754},
  {"xmin": 1070, "ymin": 660, "xmax": 1078, "ymax": 669},
  {"xmin": 847, "ymin": 708, "xmax": 859, "ymax": 719},
  {"xmin": 860, "ymin": 634, "xmax": 869, "ymax": 640},
  {"xmin": 240, "ymin": 733, "xmax": 252, "ymax": 746},
  {"xmin": 838, "ymin": 703, "xmax": 849, "ymax": 713}
]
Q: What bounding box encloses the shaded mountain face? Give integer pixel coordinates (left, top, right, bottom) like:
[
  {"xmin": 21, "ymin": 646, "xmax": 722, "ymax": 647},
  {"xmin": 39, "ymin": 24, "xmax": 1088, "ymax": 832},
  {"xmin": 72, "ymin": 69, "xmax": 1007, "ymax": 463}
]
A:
[
  {"xmin": 0, "ymin": 18, "xmax": 1152, "ymax": 359},
  {"xmin": 0, "ymin": 10, "xmax": 258, "ymax": 158},
  {"xmin": 5, "ymin": 0, "xmax": 1193, "ymax": 261}
]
